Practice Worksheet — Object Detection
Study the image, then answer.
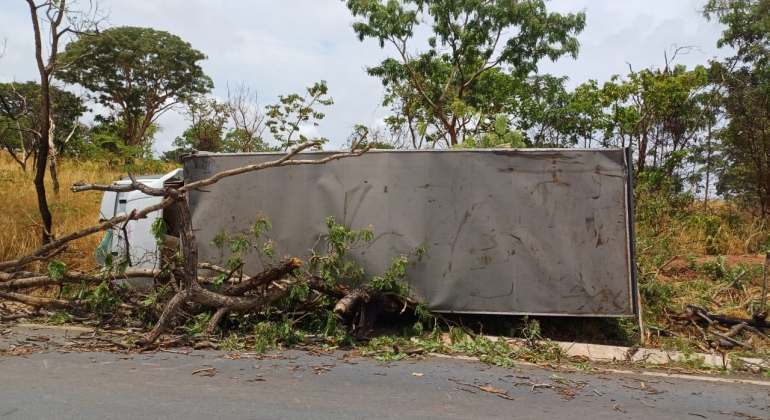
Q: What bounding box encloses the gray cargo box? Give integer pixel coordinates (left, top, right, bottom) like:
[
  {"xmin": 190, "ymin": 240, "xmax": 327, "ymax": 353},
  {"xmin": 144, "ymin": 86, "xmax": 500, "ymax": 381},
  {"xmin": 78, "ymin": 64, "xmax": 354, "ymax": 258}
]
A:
[{"xmin": 184, "ymin": 148, "xmax": 637, "ymax": 317}]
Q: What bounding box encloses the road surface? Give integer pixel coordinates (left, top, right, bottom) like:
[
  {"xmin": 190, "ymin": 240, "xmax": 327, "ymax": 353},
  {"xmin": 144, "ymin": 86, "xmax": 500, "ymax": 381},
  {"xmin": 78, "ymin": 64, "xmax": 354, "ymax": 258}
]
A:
[{"xmin": 0, "ymin": 326, "xmax": 768, "ymax": 419}]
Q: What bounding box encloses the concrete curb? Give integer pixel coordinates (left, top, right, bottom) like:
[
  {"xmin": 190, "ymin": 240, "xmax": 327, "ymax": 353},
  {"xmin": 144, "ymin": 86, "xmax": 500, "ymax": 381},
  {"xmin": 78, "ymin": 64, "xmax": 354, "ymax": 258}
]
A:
[{"xmin": 556, "ymin": 341, "xmax": 770, "ymax": 372}]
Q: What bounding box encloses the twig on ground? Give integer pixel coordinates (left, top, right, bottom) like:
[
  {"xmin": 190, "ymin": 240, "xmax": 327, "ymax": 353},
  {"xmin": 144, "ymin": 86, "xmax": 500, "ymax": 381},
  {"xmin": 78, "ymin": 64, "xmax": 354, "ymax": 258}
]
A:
[
  {"xmin": 711, "ymin": 331, "xmax": 754, "ymax": 350},
  {"xmin": 711, "ymin": 270, "xmax": 748, "ymax": 305}
]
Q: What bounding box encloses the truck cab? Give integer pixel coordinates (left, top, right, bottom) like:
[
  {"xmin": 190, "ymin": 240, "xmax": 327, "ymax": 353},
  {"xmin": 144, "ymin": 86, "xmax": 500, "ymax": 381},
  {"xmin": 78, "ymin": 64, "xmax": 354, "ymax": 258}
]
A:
[{"xmin": 96, "ymin": 169, "xmax": 183, "ymax": 288}]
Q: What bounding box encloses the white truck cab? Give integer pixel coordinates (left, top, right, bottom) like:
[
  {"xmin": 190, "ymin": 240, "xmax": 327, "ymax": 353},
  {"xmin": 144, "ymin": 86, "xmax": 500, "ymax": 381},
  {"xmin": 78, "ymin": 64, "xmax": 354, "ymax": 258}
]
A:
[{"xmin": 96, "ymin": 169, "xmax": 183, "ymax": 288}]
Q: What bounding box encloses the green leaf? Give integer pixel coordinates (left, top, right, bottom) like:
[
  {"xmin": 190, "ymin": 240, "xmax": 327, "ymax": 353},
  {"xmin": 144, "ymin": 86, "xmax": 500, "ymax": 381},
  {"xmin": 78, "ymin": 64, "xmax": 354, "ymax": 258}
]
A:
[{"xmin": 47, "ymin": 260, "xmax": 67, "ymax": 281}]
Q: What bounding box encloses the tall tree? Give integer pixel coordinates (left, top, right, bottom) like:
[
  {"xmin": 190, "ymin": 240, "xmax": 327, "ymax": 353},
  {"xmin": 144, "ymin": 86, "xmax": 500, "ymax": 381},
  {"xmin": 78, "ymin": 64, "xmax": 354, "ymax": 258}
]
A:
[
  {"xmin": 514, "ymin": 74, "xmax": 598, "ymax": 148},
  {"xmin": 57, "ymin": 26, "xmax": 213, "ymax": 148},
  {"xmin": 705, "ymin": 0, "xmax": 770, "ymax": 213},
  {"xmin": 342, "ymin": 0, "xmax": 586, "ymax": 147},
  {"xmin": 23, "ymin": 0, "xmax": 101, "ymax": 244},
  {"xmin": 571, "ymin": 56, "xmax": 715, "ymax": 179}
]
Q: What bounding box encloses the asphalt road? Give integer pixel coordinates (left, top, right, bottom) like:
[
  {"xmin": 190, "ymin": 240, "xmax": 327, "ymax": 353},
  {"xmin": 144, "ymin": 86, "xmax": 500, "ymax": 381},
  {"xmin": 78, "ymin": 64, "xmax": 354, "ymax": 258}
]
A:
[{"xmin": 0, "ymin": 327, "xmax": 769, "ymax": 419}]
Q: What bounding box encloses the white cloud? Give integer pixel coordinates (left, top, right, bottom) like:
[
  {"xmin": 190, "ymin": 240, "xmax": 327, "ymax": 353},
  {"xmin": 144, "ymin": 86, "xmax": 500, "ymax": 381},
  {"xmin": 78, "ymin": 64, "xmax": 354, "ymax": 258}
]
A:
[{"xmin": 0, "ymin": 0, "xmax": 731, "ymax": 151}]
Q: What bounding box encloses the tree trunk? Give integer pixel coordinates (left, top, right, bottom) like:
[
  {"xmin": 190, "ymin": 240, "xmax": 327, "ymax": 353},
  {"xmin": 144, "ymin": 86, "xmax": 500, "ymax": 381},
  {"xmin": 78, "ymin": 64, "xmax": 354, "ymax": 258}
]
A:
[
  {"xmin": 47, "ymin": 116, "xmax": 60, "ymax": 194},
  {"xmin": 334, "ymin": 285, "xmax": 398, "ymax": 339},
  {"xmin": 49, "ymin": 149, "xmax": 60, "ymax": 194},
  {"xmin": 27, "ymin": 0, "xmax": 55, "ymax": 245},
  {"xmin": 34, "ymin": 110, "xmax": 52, "ymax": 244},
  {"xmin": 637, "ymin": 131, "xmax": 648, "ymax": 174}
]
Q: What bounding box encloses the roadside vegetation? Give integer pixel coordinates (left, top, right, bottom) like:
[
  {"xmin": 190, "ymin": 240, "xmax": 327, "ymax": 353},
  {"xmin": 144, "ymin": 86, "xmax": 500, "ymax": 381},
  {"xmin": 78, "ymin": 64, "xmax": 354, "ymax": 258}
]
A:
[
  {"xmin": 2, "ymin": 0, "xmax": 770, "ymax": 375},
  {"xmin": 2, "ymin": 148, "xmax": 768, "ymax": 373}
]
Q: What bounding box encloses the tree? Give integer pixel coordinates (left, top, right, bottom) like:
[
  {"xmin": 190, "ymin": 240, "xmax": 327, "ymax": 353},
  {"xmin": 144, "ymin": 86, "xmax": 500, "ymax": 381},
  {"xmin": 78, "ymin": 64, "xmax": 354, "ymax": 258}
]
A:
[
  {"xmin": 265, "ymin": 81, "xmax": 333, "ymax": 150},
  {"xmin": 22, "ymin": 0, "xmax": 101, "ymax": 244},
  {"xmin": 514, "ymin": 74, "xmax": 592, "ymax": 148},
  {"xmin": 342, "ymin": 0, "xmax": 586, "ymax": 147},
  {"xmin": 569, "ymin": 53, "xmax": 715, "ymax": 181},
  {"xmin": 704, "ymin": 0, "xmax": 770, "ymax": 214},
  {"xmin": 0, "ymin": 83, "xmax": 39, "ymax": 171},
  {"xmin": 0, "ymin": 81, "xmax": 87, "ymax": 172},
  {"xmin": 704, "ymin": 0, "xmax": 770, "ymax": 65},
  {"xmin": 712, "ymin": 65, "xmax": 770, "ymax": 213},
  {"xmin": 224, "ymin": 83, "xmax": 268, "ymax": 153},
  {"xmin": 164, "ymin": 82, "xmax": 325, "ymax": 161},
  {"xmin": 80, "ymin": 118, "xmax": 161, "ymax": 165},
  {"xmin": 182, "ymin": 96, "xmax": 229, "ymax": 152},
  {"xmin": 57, "ymin": 26, "xmax": 213, "ymax": 149}
]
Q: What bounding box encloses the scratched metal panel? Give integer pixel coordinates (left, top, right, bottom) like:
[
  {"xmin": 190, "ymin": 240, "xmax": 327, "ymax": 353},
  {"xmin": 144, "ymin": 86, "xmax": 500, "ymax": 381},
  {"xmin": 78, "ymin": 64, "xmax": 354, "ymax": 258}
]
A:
[{"xmin": 184, "ymin": 149, "xmax": 635, "ymax": 316}]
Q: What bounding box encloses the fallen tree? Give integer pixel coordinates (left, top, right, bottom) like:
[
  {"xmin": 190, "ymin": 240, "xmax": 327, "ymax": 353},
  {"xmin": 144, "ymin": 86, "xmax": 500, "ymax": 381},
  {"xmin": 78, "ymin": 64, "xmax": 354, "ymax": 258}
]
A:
[{"xmin": 0, "ymin": 136, "xmax": 430, "ymax": 348}]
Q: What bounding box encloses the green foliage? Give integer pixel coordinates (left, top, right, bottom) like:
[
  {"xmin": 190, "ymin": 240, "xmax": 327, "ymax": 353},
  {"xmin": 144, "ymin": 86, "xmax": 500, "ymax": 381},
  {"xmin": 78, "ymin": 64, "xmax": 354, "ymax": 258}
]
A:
[
  {"xmin": 219, "ymin": 334, "xmax": 247, "ymax": 351},
  {"xmin": 226, "ymin": 216, "xmax": 431, "ymax": 351},
  {"xmin": 253, "ymin": 320, "xmax": 303, "ymax": 353},
  {"xmin": 221, "ymin": 128, "xmax": 275, "ymax": 153},
  {"xmin": 289, "ymin": 281, "xmax": 311, "ymax": 301},
  {"xmin": 704, "ymin": 0, "xmax": 770, "ymax": 65},
  {"xmin": 78, "ymin": 117, "xmax": 166, "ymax": 167},
  {"xmin": 483, "ymin": 115, "xmax": 525, "ymax": 148},
  {"xmin": 47, "ymin": 312, "xmax": 72, "ymax": 325},
  {"xmin": 164, "ymin": 96, "xmax": 237, "ymax": 159},
  {"xmin": 573, "ymin": 63, "xmax": 713, "ymax": 180},
  {"xmin": 85, "ymin": 281, "xmax": 122, "ymax": 315},
  {"xmin": 452, "ymin": 114, "xmax": 525, "ymax": 149},
  {"xmin": 362, "ymin": 335, "xmax": 412, "ymax": 361},
  {"xmin": 141, "ymin": 285, "xmax": 172, "ymax": 311},
  {"xmin": 265, "ymin": 81, "xmax": 333, "ymax": 150},
  {"xmin": 308, "ymin": 216, "xmax": 373, "ymax": 287},
  {"xmin": 515, "ymin": 74, "xmax": 601, "ymax": 147},
  {"xmin": 0, "ymin": 81, "xmax": 88, "ymax": 166},
  {"xmin": 183, "ymin": 96, "xmax": 229, "ymax": 152},
  {"xmin": 448, "ymin": 326, "xmax": 467, "ymax": 344},
  {"xmin": 710, "ymin": 63, "xmax": 770, "ymax": 214},
  {"xmin": 210, "ymin": 213, "xmax": 277, "ymax": 277},
  {"xmin": 343, "ymin": 0, "xmax": 586, "ymax": 148},
  {"xmin": 701, "ymin": 1, "xmax": 770, "ymax": 215},
  {"xmin": 448, "ymin": 317, "xmax": 563, "ymax": 366},
  {"xmin": 47, "ymin": 259, "xmax": 67, "ymax": 282},
  {"xmin": 151, "ymin": 217, "xmax": 169, "ymax": 248},
  {"xmin": 57, "ymin": 26, "xmax": 213, "ymax": 148},
  {"xmin": 369, "ymin": 244, "xmax": 428, "ymax": 298},
  {"xmin": 185, "ymin": 312, "xmax": 212, "ymax": 337},
  {"xmin": 450, "ymin": 336, "xmax": 518, "ymax": 367}
]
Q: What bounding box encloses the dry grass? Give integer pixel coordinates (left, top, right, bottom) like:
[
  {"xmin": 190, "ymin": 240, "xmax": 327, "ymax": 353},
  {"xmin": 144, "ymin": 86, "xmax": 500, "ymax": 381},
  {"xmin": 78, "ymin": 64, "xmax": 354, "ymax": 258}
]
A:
[
  {"xmin": 0, "ymin": 154, "xmax": 175, "ymax": 272},
  {"xmin": 639, "ymin": 250, "xmax": 770, "ymax": 354}
]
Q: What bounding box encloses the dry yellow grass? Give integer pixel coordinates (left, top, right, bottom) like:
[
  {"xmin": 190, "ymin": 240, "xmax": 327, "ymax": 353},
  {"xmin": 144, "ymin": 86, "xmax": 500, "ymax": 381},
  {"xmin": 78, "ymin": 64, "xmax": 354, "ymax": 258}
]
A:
[{"xmin": 0, "ymin": 154, "xmax": 175, "ymax": 272}]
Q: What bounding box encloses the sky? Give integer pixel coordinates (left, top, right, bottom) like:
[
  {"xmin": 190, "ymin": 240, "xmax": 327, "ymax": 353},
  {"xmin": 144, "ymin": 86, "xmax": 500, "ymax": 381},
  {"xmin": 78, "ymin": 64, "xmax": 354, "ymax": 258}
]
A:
[{"xmin": 0, "ymin": 0, "xmax": 731, "ymax": 152}]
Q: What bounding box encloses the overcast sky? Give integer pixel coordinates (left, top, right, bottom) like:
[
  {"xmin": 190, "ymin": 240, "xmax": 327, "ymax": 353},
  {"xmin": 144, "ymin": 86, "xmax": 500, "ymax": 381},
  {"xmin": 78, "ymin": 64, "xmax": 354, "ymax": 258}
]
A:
[{"xmin": 0, "ymin": 0, "xmax": 730, "ymax": 152}]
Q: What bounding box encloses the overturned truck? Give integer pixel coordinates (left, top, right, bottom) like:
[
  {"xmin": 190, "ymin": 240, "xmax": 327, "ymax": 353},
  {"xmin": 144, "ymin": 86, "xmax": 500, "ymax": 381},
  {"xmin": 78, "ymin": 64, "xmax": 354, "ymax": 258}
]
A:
[{"xmin": 99, "ymin": 148, "xmax": 638, "ymax": 318}]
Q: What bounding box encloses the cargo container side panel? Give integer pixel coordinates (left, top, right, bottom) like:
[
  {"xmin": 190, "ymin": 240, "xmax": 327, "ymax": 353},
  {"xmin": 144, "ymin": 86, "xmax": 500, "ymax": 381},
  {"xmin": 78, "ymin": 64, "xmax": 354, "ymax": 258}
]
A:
[{"xmin": 185, "ymin": 149, "xmax": 634, "ymax": 316}]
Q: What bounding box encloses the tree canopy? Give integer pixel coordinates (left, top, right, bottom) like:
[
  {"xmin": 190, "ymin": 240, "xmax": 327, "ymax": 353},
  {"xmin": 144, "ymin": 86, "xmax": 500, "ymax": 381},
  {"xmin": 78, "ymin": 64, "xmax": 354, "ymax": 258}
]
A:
[
  {"xmin": 343, "ymin": 0, "xmax": 586, "ymax": 147},
  {"xmin": 0, "ymin": 81, "xmax": 88, "ymax": 170},
  {"xmin": 57, "ymin": 26, "xmax": 213, "ymax": 148},
  {"xmin": 703, "ymin": 0, "xmax": 770, "ymax": 213}
]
